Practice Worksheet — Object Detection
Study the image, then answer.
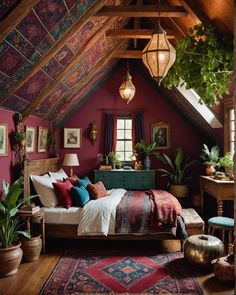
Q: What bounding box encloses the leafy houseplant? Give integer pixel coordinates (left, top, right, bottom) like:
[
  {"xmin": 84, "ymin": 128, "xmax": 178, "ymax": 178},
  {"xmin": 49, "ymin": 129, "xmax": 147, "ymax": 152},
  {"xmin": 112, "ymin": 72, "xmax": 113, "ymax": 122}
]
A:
[
  {"xmin": 200, "ymin": 144, "xmax": 220, "ymax": 175},
  {"xmin": 108, "ymin": 151, "xmax": 121, "ymax": 169},
  {"xmin": 219, "ymin": 152, "xmax": 234, "ymax": 179},
  {"xmin": 157, "ymin": 148, "xmax": 197, "ymax": 200},
  {"xmin": 135, "ymin": 140, "xmax": 158, "ymax": 169},
  {"xmin": 163, "ymin": 23, "xmax": 233, "ymax": 107},
  {"xmin": 0, "ymin": 177, "xmax": 31, "ymax": 277}
]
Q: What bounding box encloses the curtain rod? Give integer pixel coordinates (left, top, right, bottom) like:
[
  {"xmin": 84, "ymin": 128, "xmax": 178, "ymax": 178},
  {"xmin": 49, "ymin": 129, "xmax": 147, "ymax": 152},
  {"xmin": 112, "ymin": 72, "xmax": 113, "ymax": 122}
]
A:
[{"xmin": 98, "ymin": 108, "xmax": 146, "ymax": 112}]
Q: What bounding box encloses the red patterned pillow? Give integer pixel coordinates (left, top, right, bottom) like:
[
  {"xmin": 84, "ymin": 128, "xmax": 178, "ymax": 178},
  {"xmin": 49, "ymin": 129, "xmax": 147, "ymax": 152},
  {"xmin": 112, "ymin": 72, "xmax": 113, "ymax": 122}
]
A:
[
  {"xmin": 64, "ymin": 177, "xmax": 78, "ymax": 186},
  {"xmin": 87, "ymin": 181, "xmax": 107, "ymax": 199},
  {"xmin": 52, "ymin": 180, "xmax": 73, "ymax": 208}
]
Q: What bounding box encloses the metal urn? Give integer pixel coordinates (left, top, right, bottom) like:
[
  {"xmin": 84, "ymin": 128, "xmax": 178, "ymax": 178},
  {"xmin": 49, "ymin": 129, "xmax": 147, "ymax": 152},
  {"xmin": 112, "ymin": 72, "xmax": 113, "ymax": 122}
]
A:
[{"xmin": 183, "ymin": 234, "xmax": 224, "ymax": 269}]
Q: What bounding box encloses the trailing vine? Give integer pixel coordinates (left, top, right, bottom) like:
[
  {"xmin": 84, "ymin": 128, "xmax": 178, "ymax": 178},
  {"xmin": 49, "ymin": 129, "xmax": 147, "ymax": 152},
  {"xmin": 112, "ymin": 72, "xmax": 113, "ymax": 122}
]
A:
[{"xmin": 163, "ymin": 24, "xmax": 233, "ymax": 106}]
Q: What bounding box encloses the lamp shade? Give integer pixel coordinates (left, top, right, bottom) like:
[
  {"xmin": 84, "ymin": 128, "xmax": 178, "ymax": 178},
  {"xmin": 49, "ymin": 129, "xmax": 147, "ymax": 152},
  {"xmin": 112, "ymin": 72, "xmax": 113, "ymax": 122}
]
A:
[
  {"xmin": 63, "ymin": 154, "xmax": 79, "ymax": 167},
  {"xmin": 142, "ymin": 21, "xmax": 176, "ymax": 85},
  {"xmin": 119, "ymin": 71, "xmax": 136, "ymax": 104}
]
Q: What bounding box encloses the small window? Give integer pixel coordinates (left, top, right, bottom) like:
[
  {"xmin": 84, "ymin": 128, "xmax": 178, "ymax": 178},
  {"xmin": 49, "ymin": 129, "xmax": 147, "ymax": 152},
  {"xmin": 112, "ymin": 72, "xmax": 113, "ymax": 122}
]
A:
[
  {"xmin": 224, "ymin": 99, "xmax": 235, "ymax": 155},
  {"xmin": 116, "ymin": 117, "xmax": 132, "ymax": 161}
]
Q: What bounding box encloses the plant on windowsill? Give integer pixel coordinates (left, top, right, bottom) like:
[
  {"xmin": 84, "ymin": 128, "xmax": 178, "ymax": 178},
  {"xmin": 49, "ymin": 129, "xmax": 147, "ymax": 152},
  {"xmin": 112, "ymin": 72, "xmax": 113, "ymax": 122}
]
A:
[
  {"xmin": 219, "ymin": 152, "xmax": 234, "ymax": 179},
  {"xmin": 108, "ymin": 151, "xmax": 121, "ymax": 169},
  {"xmin": 0, "ymin": 177, "xmax": 31, "ymax": 277},
  {"xmin": 135, "ymin": 140, "xmax": 159, "ymax": 170},
  {"xmin": 163, "ymin": 23, "xmax": 233, "ymax": 107},
  {"xmin": 200, "ymin": 144, "xmax": 220, "ymax": 176},
  {"xmin": 156, "ymin": 148, "xmax": 197, "ymax": 200}
]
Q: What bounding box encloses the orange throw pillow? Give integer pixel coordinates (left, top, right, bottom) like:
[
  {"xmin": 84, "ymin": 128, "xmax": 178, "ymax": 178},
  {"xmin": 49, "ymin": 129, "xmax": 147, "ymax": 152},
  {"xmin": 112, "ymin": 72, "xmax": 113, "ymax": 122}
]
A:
[{"xmin": 87, "ymin": 181, "xmax": 107, "ymax": 199}]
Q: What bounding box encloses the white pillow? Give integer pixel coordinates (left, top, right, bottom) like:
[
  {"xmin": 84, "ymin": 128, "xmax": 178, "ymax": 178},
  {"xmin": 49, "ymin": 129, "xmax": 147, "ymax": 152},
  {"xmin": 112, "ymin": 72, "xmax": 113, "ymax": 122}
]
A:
[
  {"xmin": 30, "ymin": 175, "xmax": 58, "ymax": 208},
  {"xmin": 48, "ymin": 168, "xmax": 68, "ymax": 181}
]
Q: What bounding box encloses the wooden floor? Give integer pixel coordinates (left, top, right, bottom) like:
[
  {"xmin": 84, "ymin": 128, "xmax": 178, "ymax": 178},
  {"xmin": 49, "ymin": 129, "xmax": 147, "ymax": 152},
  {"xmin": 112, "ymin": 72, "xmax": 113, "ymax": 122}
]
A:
[{"xmin": 0, "ymin": 239, "xmax": 234, "ymax": 295}]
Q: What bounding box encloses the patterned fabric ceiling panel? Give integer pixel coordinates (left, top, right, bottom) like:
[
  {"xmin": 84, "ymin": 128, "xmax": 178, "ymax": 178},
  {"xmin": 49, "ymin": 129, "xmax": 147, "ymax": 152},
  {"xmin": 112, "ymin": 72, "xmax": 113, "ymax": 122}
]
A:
[{"xmin": 0, "ymin": 0, "xmax": 19, "ymax": 20}]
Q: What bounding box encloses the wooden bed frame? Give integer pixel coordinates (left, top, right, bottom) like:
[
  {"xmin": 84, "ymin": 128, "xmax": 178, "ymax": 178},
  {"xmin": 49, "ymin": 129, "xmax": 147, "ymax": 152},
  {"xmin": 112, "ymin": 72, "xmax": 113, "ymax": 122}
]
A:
[{"xmin": 24, "ymin": 158, "xmax": 179, "ymax": 241}]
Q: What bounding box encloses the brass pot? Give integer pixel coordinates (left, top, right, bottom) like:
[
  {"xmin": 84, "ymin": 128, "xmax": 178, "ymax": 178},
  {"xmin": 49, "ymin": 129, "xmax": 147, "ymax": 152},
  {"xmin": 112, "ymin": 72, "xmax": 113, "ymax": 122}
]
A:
[
  {"xmin": 0, "ymin": 242, "xmax": 23, "ymax": 277},
  {"xmin": 205, "ymin": 163, "xmax": 216, "ymax": 176},
  {"xmin": 169, "ymin": 184, "xmax": 188, "ymax": 198},
  {"xmin": 184, "ymin": 234, "xmax": 224, "ymax": 269}
]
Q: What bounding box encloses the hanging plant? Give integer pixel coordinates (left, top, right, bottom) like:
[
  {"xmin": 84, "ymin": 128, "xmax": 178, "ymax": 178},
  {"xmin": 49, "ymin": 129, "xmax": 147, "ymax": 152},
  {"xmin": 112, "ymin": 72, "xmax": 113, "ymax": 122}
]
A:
[{"xmin": 163, "ymin": 23, "xmax": 233, "ymax": 106}]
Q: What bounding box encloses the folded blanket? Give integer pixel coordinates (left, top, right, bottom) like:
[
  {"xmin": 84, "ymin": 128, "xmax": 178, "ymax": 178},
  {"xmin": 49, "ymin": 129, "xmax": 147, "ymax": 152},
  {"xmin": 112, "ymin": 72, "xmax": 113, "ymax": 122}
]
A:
[{"xmin": 146, "ymin": 189, "xmax": 182, "ymax": 227}]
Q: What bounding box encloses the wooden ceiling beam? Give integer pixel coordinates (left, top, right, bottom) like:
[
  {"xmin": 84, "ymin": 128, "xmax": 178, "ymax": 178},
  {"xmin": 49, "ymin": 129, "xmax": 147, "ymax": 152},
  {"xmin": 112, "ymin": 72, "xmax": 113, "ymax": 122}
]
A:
[
  {"xmin": 107, "ymin": 29, "xmax": 174, "ymax": 39},
  {"xmin": 0, "ymin": 0, "xmax": 40, "ymax": 43},
  {"xmin": 22, "ymin": 17, "xmax": 116, "ymax": 118},
  {"xmin": 133, "ymin": 0, "xmax": 143, "ymax": 49},
  {"xmin": 114, "ymin": 50, "xmax": 142, "ymax": 59},
  {"xmin": 96, "ymin": 5, "xmax": 188, "ymax": 18},
  {"xmin": 53, "ymin": 41, "xmax": 127, "ymax": 124},
  {"xmin": 178, "ymin": 0, "xmax": 211, "ymax": 25},
  {"xmin": 0, "ymin": 0, "xmax": 108, "ymax": 105}
]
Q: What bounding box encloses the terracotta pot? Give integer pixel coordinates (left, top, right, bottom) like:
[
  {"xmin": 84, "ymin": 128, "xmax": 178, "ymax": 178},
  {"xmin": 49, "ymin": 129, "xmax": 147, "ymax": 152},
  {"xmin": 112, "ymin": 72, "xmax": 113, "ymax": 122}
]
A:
[
  {"xmin": 212, "ymin": 255, "xmax": 234, "ymax": 282},
  {"xmin": 205, "ymin": 163, "xmax": 216, "ymax": 176},
  {"xmin": 169, "ymin": 184, "xmax": 188, "ymax": 198},
  {"xmin": 20, "ymin": 235, "xmax": 42, "ymax": 262},
  {"xmin": 225, "ymin": 167, "xmax": 234, "ymax": 180},
  {"xmin": 0, "ymin": 242, "xmax": 23, "ymax": 277}
]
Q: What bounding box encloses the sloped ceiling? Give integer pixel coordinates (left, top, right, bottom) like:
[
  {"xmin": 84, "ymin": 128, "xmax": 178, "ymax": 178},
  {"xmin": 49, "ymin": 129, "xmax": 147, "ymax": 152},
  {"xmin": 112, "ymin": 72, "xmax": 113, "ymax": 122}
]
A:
[{"xmin": 0, "ymin": 0, "xmax": 233, "ymax": 126}]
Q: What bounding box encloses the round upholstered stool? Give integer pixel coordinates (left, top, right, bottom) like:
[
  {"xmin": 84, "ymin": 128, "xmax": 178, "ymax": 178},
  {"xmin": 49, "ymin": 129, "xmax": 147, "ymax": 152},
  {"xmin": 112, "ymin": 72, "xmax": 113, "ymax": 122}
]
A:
[
  {"xmin": 183, "ymin": 234, "xmax": 224, "ymax": 269},
  {"xmin": 208, "ymin": 216, "xmax": 234, "ymax": 246}
]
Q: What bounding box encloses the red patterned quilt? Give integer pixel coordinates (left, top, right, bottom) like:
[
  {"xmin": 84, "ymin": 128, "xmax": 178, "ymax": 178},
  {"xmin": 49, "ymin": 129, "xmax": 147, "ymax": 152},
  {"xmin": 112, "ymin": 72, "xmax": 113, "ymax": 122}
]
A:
[{"xmin": 115, "ymin": 190, "xmax": 182, "ymax": 235}]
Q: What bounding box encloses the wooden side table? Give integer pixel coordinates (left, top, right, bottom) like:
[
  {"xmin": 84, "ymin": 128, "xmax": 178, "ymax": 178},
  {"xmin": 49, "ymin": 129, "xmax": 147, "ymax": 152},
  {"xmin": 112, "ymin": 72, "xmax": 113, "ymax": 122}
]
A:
[{"xmin": 18, "ymin": 209, "xmax": 45, "ymax": 254}]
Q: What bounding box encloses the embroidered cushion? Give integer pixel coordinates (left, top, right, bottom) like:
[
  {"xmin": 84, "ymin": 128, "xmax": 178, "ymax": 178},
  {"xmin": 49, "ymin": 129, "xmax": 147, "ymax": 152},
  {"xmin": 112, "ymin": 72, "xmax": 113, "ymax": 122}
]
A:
[
  {"xmin": 87, "ymin": 181, "xmax": 107, "ymax": 199},
  {"xmin": 52, "ymin": 180, "xmax": 73, "ymax": 209},
  {"xmin": 70, "ymin": 186, "xmax": 90, "ymax": 207}
]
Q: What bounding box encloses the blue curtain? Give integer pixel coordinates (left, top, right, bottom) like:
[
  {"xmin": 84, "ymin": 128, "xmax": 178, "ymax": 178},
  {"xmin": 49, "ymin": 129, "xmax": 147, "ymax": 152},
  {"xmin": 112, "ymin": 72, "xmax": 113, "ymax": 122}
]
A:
[{"xmin": 104, "ymin": 114, "xmax": 116, "ymax": 155}]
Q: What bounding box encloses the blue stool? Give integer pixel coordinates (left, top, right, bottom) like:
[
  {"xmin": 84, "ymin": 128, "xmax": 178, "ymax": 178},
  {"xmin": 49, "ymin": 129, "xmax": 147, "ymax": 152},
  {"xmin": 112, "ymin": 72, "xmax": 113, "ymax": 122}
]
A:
[{"xmin": 208, "ymin": 216, "xmax": 234, "ymax": 246}]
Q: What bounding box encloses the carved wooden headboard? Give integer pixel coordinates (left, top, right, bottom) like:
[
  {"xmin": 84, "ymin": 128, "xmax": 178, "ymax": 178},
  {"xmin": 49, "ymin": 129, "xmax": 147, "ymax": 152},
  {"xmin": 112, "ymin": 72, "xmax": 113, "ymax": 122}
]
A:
[{"xmin": 24, "ymin": 158, "xmax": 60, "ymax": 196}]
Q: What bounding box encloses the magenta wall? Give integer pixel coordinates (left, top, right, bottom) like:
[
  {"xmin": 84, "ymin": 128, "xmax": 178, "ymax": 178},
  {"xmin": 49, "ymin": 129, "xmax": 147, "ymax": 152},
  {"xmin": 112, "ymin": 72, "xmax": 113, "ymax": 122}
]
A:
[
  {"xmin": 59, "ymin": 63, "xmax": 222, "ymax": 193},
  {"xmin": 0, "ymin": 108, "xmax": 50, "ymax": 193}
]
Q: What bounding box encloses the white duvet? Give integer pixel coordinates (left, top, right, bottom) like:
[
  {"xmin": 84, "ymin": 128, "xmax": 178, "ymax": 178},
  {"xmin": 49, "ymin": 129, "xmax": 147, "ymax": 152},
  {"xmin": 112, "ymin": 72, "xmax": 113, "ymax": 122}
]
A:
[{"xmin": 77, "ymin": 188, "xmax": 127, "ymax": 236}]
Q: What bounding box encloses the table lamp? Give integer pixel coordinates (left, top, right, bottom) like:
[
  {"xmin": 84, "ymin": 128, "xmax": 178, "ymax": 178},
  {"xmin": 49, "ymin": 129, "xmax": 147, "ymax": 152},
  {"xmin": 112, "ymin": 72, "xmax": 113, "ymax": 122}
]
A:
[{"xmin": 63, "ymin": 154, "xmax": 79, "ymax": 177}]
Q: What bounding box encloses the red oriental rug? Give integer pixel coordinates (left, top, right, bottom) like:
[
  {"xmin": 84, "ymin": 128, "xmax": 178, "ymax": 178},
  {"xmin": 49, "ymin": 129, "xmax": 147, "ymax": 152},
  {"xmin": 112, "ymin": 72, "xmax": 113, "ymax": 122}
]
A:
[{"xmin": 40, "ymin": 251, "xmax": 203, "ymax": 294}]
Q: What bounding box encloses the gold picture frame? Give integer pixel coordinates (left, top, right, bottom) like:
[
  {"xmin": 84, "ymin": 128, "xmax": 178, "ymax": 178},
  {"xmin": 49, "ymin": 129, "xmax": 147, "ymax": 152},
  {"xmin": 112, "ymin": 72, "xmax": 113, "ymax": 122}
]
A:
[
  {"xmin": 64, "ymin": 128, "xmax": 82, "ymax": 148},
  {"xmin": 0, "ymin": 123, "xmax": 8, "ymax": 156},
  {"xmin": 151, "ymin": 122, "xmax": 170, "ymax": 149},
  {"xmin": 38, "ymin": 127, "xmax": 48, "ymax": 153},
  {"xmin": 26, "ymin": 126, "xmax": 36, "ymax": 153}
]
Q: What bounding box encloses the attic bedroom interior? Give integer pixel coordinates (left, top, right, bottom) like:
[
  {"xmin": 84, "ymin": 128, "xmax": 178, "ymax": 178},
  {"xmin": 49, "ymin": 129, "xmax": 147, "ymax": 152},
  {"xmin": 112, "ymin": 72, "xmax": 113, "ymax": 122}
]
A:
[{"xmin": 0, "ymin": 0, "xmax": 235, "ymax": 294}]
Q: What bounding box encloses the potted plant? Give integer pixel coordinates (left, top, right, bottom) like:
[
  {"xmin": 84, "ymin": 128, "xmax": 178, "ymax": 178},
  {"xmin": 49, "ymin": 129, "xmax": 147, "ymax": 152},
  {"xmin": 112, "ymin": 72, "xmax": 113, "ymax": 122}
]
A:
[
  {"xmin": 156, "ymin": 148, "xmax": 197, "ymax": 200},
  {"xmin": 135, "ymin": 140, "xmax": 158, "ymax": 170},
  {"xmin": 200, "ymin": 144, "xmax": 220, "ymax": 176},
  {"xmin": 219, "ymin": 152, "xmax": 234, "ymax": 179},
  {"xmin": 0, "ymin": 177, "xmax": 31, "ymax": 277},
  {"xmin": 108, "ymin": 151, "xmax": 120, "ymax": 169}
]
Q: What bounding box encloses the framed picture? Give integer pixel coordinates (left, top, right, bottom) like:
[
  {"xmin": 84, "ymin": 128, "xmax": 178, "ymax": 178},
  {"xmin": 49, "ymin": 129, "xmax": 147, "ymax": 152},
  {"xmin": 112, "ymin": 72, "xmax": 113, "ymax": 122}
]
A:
[
  {"xmin": 26, "ymin": 126, "xmax": 36, "ymax": 153},
  {"xmin": 151, "ymin": 122, "xmax": 170, "ymax": 149},
  {"xmin": 64, "ymin": 128, "xmax": 81, "ymax": 148},
  {"xmin": 0, "ymin": 123, "xmax": 8, "ymax": 156},
  {"xmin": 38, "ymin": 127, "xmax": 48, "ymax": 153}
]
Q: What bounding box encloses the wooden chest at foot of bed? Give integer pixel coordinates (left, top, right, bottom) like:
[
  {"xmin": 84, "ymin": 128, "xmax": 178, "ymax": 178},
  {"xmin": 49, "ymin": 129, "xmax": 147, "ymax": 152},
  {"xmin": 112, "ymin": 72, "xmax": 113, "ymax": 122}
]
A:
[{"xmin": 182, "ymin": 208, "xmax": 205, "ymax": 236}]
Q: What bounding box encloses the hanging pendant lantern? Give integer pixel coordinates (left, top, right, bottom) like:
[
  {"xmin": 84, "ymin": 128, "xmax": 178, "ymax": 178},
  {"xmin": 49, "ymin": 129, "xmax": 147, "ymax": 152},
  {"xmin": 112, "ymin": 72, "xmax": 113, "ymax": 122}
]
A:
[
  {"xmin": 142, "ymin": 20, "xmax": 176, "ymax": 85},
  {"xmin": 119, "ymin": 62, "xmax": 136, "ymax": 104}
]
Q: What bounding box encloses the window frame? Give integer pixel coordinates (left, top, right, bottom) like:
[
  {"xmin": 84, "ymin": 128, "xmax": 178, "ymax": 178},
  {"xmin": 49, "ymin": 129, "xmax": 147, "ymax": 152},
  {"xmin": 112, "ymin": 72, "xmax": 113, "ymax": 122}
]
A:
[
  {"xmin": 116, "ymin": 116, "xmax": 133, "ymax": 163},
  {"xmin": 224, "ymin": 97, "xmax": 235, "ymax": 155}
]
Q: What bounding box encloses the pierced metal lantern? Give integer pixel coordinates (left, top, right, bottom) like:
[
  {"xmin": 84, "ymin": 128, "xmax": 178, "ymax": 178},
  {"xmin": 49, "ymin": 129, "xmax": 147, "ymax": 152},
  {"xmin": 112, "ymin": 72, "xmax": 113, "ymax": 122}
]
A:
[{"xmin": 119, "ymin": 71, "xmax": 136, "ymax": 104}]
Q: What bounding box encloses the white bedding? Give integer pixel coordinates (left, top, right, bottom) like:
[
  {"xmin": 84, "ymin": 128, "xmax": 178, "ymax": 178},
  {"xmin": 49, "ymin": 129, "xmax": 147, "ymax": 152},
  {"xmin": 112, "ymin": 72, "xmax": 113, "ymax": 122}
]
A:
[{"xmin": 42, "ymin": 188, "xmax": 127, "ymax": 236}]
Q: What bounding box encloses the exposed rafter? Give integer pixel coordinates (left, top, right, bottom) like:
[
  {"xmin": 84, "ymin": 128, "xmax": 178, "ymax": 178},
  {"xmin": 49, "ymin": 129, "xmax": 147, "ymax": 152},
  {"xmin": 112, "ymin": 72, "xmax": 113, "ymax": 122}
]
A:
[
  {"xmin": 0, "ymin": 0, "xmax": 39, "ymax": 43},
  {"xmin": 133, "ymin": 0, "xmax": 143, "ymax": 48},
  {"xmin": 96, "ymin": 5, "xmax": 188, "ymax": 18},
  {"xmin": 0, "ymin": 0, "xmax": 108, "ymax": 105},
  {"xmin": 107, "ymin": 29, "xmax": 174, "ymax": 39},
  {"xmin": 178, "ymin": 0, "xmax": 210, "ymax": 25},
  {"xmin": 114, "ymin": 50, "xmax": 142, "ymax": 59},
  {"xmin": 53, "ymin": 41, "xmax": 127, "ymax": 125},
  {"xmin": 22, "ymin": 17, "xmax": 116, "ymax": 119}
]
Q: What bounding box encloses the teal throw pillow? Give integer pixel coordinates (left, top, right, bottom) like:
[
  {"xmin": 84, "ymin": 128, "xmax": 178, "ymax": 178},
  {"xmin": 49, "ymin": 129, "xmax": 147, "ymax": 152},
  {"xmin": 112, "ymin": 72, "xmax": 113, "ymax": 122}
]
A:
[
  {"xmin": 76, "ymin": 176, "xmax": 91, "ymax": 188},
  {"xmin": 70, "ymin": 186, "xmax": 90, "ymax": 207}
]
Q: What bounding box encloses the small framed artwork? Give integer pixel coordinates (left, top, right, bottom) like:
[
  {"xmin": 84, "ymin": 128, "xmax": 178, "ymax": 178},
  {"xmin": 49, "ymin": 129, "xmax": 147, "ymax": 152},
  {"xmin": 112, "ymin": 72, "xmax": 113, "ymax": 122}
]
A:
[
  {"xmin": 151, "ymin": 122, "xmax": 170, "ymax": 149},
  {"xmin": 26, "ymin": 126, "xmax": 36, "ymax": 153},
  {"xmin": 0, "ymin": 123, "xmax": 8, "ymax": 156},
  {"xmin": 64, "ymin": 128, "xmax": 81, "ymax": 148},
  {"xmin": 38, "ymin": 127, "xmax": 48, "ymax": 153}
]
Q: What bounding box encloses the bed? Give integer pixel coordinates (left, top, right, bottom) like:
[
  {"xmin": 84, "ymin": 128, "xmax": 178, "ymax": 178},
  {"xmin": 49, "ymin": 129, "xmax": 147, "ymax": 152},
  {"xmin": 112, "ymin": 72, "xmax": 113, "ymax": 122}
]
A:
[{"xmin": 24, "ymin": 157, "xmax": 186, "ymax": 241}]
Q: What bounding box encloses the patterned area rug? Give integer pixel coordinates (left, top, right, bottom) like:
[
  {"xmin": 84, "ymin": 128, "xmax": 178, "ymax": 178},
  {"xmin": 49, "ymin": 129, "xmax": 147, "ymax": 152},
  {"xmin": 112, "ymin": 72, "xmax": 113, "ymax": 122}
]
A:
[{"xmin": 40, "ymin": 251, "xmax": 203, "ymax": 294}]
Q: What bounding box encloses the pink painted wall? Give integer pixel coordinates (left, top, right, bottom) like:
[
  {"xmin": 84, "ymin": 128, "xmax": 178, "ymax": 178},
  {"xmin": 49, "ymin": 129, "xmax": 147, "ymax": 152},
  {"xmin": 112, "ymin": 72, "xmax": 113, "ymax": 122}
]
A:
[
  {"xmin": 59, "ymin": 63, "xmax": 224, "ymax": 194},
  {"xmin": 0, "ymin": 108, "xmax": 50, "ymax": 196}
]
